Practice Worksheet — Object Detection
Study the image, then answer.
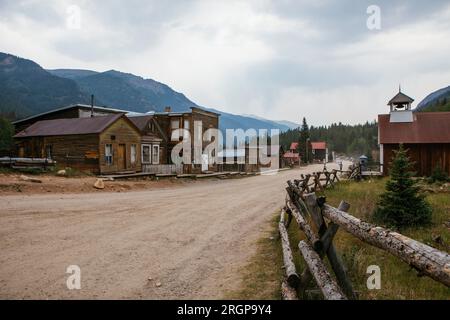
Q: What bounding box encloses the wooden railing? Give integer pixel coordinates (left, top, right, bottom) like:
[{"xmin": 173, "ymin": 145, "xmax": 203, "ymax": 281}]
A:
[{"xmin": 279, "ymin": 181, "xmax": 450, "ymax": 300}]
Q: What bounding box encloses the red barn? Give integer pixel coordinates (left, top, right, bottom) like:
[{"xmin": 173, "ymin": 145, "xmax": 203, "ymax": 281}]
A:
[{"xmin": 378, "ymin": 90, "xmax": 450, "ymax": 176}]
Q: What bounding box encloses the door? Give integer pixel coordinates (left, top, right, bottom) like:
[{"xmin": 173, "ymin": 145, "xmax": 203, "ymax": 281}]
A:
[
  {"xmin": 201, "ymin": 154, "xmax": 209, "ymax": 172},
  {"xmin": 118, "ymin": 144, "xmax": 126, "ymax": 170}
]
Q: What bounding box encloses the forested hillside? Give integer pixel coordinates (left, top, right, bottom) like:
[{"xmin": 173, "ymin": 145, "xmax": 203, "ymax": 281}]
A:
[{"xmin": 280, "ymin": 121, "xmax": 378, "ymax": 159}]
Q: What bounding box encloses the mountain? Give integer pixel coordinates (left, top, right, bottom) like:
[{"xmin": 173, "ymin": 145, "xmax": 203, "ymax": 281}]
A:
[
  {"xmin": 416, "ymin": 85, "xmax": 450, "ymax": 112},
  {"xmin": 51, "ymin": 68, "xmax": 292, "ymax": 132},
  {"xmin": 1, "ymin": 52, "xmax": 293, "ymax": 132},
  {"xmin": 0, "ymin": 53, "xmax": 91, "ymax": 118},
  {"xmin": 47, "ymin": 69, "xmax": 98, "ymax": 80},
  {"xmin": 243, "ymin": 114, "xmax": 299, "ymax": 130}
]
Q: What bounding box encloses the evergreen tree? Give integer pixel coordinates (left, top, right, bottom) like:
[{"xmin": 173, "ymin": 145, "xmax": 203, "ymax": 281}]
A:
[
  {"xmin": 298, "ymin": 117, "xmax": 311, "ymax": 163},
  {"xmin": 0, "ymin": 117, "xmax": 14, "ymax": 156},
  {"xmin": 373, "ymin": 144, "xmax": 432, "ymax": 229}
]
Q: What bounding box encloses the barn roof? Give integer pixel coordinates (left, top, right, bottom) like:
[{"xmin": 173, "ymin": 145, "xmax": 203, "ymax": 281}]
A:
[
  {"xmin": 378, "ymin": 112, "xmax": 450, "ymax": 144},
  {"xmin": 289, "ymin": 142, "xmax": 299, "ymax": 150},
  {"xmin": 14, "ymin": 114, "xmax": 127, "ymax": 138},
  {"xmin": 311, "ymin": 142, "xmax": 326, "ymax": 150}
]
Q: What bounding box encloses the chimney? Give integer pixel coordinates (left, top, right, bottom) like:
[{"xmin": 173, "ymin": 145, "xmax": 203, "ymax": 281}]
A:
[
  {"xmin": 90, "ymin": 95, "xmax": 94, "ymax": 117},
  {"xmin": 164, "ymin": 106, "xmax": 172, "ymax": 113}
]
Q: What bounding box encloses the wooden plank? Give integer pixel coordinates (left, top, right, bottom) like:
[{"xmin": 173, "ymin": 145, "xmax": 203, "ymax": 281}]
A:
[{"xmin": 298, "ymin": 241, "xmax": 347, "ymax": 300}]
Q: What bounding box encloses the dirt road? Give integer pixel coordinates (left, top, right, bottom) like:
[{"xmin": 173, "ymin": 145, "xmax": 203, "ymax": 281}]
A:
[{"xmin": 0, "ymin": 164, "xmax": 337, "ymax": 299}]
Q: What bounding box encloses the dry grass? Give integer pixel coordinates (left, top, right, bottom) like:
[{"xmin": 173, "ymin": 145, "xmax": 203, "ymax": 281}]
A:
[{"xmin": 231, "ymin": 178, "xmax": 450, "ymax": 300}]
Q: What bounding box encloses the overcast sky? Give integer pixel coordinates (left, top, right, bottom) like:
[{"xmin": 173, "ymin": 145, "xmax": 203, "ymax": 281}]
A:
[{"xmin": 1, "ymin": 0, "xmax": 450, "ymax": 125}]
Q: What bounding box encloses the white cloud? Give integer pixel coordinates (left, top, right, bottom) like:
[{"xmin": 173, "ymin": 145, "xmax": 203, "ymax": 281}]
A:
[{"xmin": 0, "ymin": 0, "xmax": 450, "ymax": 125}]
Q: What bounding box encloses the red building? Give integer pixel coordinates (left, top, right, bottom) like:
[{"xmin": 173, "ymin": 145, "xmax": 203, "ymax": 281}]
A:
[
  {"xmin": 283, "ymin": 142, "xmax": 300, "ymax": 166},
  {"xmin": 311, "ymin": 141, "xmax": 327, "ymax": 162},
  {"xmin": 378, "ymin": 90, "xmax": 450, "ymax": 176}
]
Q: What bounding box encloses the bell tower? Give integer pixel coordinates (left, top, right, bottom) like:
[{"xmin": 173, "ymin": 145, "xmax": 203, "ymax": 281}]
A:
[{"xmin": 387, "ymin": 86, "xmax": 414, "ymax": 123}]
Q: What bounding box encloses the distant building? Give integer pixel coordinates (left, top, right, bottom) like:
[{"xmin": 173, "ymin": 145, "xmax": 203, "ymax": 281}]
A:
[
  {"xmin": 311, "ymin": 141, "xmax": 327, "ymax": 162},
  {"xmin": 378, "ymin": 89, "xmax": 450, "ymax": 176},
  {"xmin": 14, "ymin": 114, "xmax": 142, "ymax": 174},
  {"xmin": 283, "ymin": 142, "xmax": 300, "ymax": 166}
]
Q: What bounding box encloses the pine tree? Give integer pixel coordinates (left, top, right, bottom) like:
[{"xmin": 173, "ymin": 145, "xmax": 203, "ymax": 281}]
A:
[
  {"xmin": 373, "ymin": 144, "xmax": 432, "ymax": 229},
  {"xmin": 298, "ymin": 117, "xmax": 311, "ymax": 163},
  {"xmin": 0, "ymin": 117, "xmax": 14, "ymax": 156}
]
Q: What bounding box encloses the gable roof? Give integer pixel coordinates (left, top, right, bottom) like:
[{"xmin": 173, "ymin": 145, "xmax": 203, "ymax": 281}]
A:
[
  {"xmin": 128, "ymin": 115, "xmax": 154, "ymax": 132},
  {"xmin": 378, "ymin": 112, "xmax": 450, "ymax": 144},
  {"xmin": 289, "ymin": 142, "xmax": 299, "ymax": 150},
  {"xmin": 14, "ymin": 114, "xmax": 127, "ymax": 138},
  {"xmin": 388, "ymin": 92, "xmax": 414, "ymax": 105},
  {"xmin": 311, "ymin": 142, "xmax": 326, "ymax": 150}
]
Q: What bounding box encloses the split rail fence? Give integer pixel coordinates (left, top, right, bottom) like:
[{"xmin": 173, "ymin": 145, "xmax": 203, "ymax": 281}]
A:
[{"xmin": 279, "ymin": 176, "xmax": 450, "ymax": 300}]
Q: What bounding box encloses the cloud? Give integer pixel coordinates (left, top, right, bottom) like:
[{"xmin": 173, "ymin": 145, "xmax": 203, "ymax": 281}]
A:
[{"xmin": 1, "ymin": 0, "xmax": 450, "ymax": 125}]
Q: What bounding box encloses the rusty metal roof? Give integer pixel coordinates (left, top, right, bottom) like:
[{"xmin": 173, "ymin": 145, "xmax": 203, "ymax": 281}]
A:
[
  {"xmin": 128, "ymin": 115, "xmax": 154, "ymax": 132},
  {"xmin": 311, "ymin": 142, "xmax": 326, "ymax": 150},
  {"xmin": 283, "ymin": 151, "xmax": 300, "ymax": 159},
  {"xmin": 378, "ymin": 112, "xmax": 450, "ymax": 144},
  {"xmin": 289, "ymin": 142, "xmax": 299, "ymax": 150},
  {"xmin": 14, "ymin": 114, "xmax": 125, "ymax": 138}
]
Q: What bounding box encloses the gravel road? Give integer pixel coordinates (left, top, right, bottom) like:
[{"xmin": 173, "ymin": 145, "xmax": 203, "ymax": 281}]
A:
[{"xmin": 0, "ymin": 164, "xmax": 336, "ymax": 299}]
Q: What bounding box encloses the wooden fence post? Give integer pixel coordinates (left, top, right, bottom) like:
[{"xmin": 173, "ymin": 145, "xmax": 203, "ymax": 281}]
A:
[{"xmin": 279, "ymin": 208, "xmax": 301, "ymax": 288}]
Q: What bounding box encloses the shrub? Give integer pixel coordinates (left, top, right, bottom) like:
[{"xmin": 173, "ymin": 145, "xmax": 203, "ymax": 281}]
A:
[
  {"xmin": 373, "ymin": 144, "xmax": 432, "ymax": 229},
  {"xmin": 428, "ymin": 164, "xmax": 449, "ymax": 183}
]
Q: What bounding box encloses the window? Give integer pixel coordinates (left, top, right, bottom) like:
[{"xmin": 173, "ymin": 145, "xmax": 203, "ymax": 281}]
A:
[
  {"xmin": 183, "ymin": 119, "xmax": 190, "ymax": 139},
  {"xmin": 105, "ymin": 144, "xmax": 113, "ymax": 165},
  {"xmin": 171, "ymin": 119, "xmax": 180, "ymax": 140},
  {"xmin": 142, "ymin": 144, "xmax": 151, "ymax": 163},
  {"xmin": 152, "ymin": 145, "xmax": 160, "ymax": 164},
  {"xmin": 130, "ymin": 144, "xmax": 137, "ymax": 165},
  {"xmin": 45, "ymin": 145, "xmax": 52, "ymax": 159}
]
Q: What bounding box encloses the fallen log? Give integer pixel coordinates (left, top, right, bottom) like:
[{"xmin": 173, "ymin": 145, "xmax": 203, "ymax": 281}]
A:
[
  {"xmin": 298, "ymin": 241, "xmax": 347, "ymax": 300},
  {"xmin": 286, "ymin": 201, "xmax": 322, "ymax": 252},
  {"xmin": 279, "ymin": 209, "xmax": 300, "ymax": 288},
  {"xmin": 322, "ymin": 204, "xmax": 450, "ymax": 287}
]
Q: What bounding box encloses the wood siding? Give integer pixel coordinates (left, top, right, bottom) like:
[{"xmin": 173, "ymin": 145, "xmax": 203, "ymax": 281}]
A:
[
  {"xmin": 382, "ymin": 143, "xmax": 450, "ymax": 176},
  {"xmin": 99, "ymin": 117, "xmax": 142, "ymax": 174},
  {"xmin": 16, "ymin": 134, "xmax": 100, "ymax": 173}
]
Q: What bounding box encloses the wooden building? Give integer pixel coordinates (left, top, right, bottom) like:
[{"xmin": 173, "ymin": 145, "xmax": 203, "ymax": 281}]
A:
[
  {"xmin": 311, "ymin": 142, "xmax": 327, "ymax": 162},
  {"xmin": 378, "ymin": 90, "xmax": 450, "ymax": 176},
  {"xmin": 14, "ymin": 114, "xmax": 142, "ymax": 174},
  {"xmin": 152, "ymin": 106, "xmax": 220, "ymax": 173},
  {"xmin": 283, "ymin": 142, "xmax": 300, "ymax": 166},
  {"xmin": 13, "ymin": 103, "xmax": 222, "ymax": 174}
]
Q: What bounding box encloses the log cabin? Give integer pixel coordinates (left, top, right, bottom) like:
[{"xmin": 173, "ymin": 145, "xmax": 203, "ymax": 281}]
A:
[
  {"xmin": 14, "ymin": 114, "xmax": 142, "ymax": 174},
  {"xmin": 378, "ymin": 90, "xmax": 450, "ymax": 176}
]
